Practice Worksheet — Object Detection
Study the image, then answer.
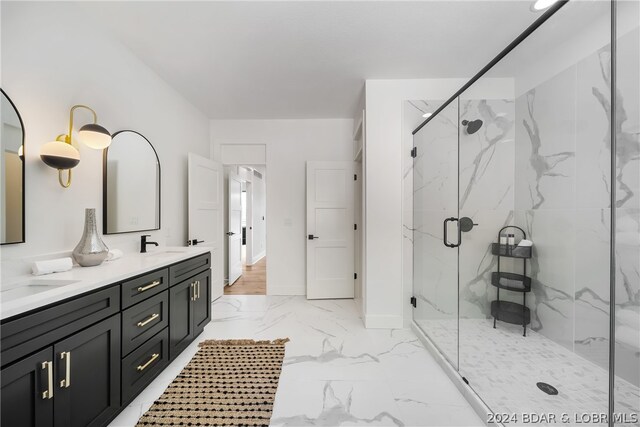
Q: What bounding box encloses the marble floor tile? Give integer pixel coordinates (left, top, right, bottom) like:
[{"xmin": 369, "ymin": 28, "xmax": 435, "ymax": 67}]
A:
[
  {"xmin": 271, "ymin": 380, "xmax": 404, "ymax": 426},
  {"xmin": 108, "ymin": 295, "xmax": 479, "ymax": 427}
]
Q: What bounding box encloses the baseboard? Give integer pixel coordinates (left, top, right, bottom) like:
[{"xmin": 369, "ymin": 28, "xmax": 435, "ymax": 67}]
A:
[
  {"xmin": 267, "ymin": 286, "xmax": 305, "ymax": 296},
  {"xmin": 248, "ymin": 252, "xmax": 265, "ymax": 266},
  {"xmin": 411, "ymin": 322, "xmax": 500, "ymax": 427},
  {"xmin": 364, "ymin": 314, "xmax": 403, "ymax": 329}
]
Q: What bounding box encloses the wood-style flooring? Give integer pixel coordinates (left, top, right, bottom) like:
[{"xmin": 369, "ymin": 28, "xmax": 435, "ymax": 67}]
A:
[{"xmin": 224, "ymin": 256, "xmax": 266, "ymax": 295}]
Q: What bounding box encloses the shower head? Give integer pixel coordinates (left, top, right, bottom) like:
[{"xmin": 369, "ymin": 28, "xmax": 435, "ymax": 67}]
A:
[{"xmin": 462, "ymin": 119, "xmax": 483, "ymax": 135}]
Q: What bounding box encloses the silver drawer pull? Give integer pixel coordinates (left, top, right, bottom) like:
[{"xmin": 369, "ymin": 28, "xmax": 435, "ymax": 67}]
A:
[
  {"xmin": 137, "ymin": 353, "xmax": 160, "ymax": 371},
  {"xmin": 41, "ymin": 361, "xmax": 54, "ymax": 399},
  {"xmin": 196, "ymin": 280, "xmax": 200, "ymax": 300},
  {"xmin": 59, "ymin": 351, "xmax": 71, "ymax": 388},
  {"xmin": 190, "ymin": 282, "xmax": 197, "ymax": 301},
  {"xmin": 137, "ymin": 280, "xmax": 161, "ymax": 293},
  {"xmin": 137, "ymin": 313, "xmax": 159, "ymax": 328}
]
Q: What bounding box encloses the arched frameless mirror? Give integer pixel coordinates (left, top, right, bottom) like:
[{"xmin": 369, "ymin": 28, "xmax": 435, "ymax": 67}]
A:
[
  {"xmin": 103, "ymin": 130, "xmax": 160, "ymax": 234},
  {"xmin": 1, "ymin": 89, "xmax": 25, "ymax": 245}
]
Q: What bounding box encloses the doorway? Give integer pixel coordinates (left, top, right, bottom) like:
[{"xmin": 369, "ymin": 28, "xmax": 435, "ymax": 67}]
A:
[{"xmin": 224, "ymin": 165, "xmax": 267, "ymax": 295}]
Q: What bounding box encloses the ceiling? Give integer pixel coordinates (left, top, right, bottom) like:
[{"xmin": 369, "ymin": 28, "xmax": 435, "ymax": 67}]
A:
[{"xmin": 80, "ymin": 1, "xmax": 542, "ymax": 119}]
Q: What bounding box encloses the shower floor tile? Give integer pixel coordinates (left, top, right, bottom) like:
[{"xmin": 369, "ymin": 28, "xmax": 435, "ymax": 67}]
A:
[{"xmin": 416, "ymin": 318, "xmax": 640, "ymax": 426}]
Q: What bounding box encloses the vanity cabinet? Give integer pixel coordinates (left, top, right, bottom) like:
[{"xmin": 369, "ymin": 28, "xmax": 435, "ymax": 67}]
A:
[
  {"xmin": 169, "ymin": 268, "xmax": 211, "ymax": 360},
  {"xmin": 1, "ymin": 315, "xmax": 121, "ymax": 427},
  {"xmin": 0, "ymin": 250, "xmax": 212, "ymax": 427},
  {"xmin": 1, "ymin": 347, "xmax": 54, "ymax": 427},
  {"xmin": 52, "ymin": 315, "xmax": 121, "ymax": 427}
]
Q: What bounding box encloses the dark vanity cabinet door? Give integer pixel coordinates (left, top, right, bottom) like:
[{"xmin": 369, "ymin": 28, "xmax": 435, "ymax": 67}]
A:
[
  {"xmin": 1, "ymin": 347, "xmax": 54, "ymax": 427},
  {"xmin": 53, "ymin": 314, "xmax": 121, "ymax": 427},
  {"xmin": 192, "ymin": 269, "xmax": 211, "ymax": 337},
  {"xmin": 169, "ymin": 278, "xmax": 195, "ymax": 360},
  {"xmin": 169, "ymin": 269, "xmax": 212, "ymax": 360}
]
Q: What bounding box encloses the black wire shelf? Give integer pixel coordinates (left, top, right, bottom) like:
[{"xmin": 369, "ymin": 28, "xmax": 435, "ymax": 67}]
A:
[
  {"xmin": 491, "ymin": 272, "xmax": 531, "ymax": 292},
  {"xmin": 491, "ymin": 243, "xmax": 532, "ymax": 259},
  {"xmin": 491, "ymin": 225, "xmax": 532, "ymax": 336},
  {"xmin": 491, "ymin": 300, "xmax": 531, "ymax": 326}
]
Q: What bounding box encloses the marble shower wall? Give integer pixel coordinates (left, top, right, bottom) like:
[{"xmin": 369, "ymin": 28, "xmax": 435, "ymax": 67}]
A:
[
  {"xmin": 513, "ymin": 48, "xmax": 612, "ymax": 369},
  {"xmin": 512, "ymin": 28, "xmax": 640, "ymax": 389},
  {"xmin": 614, "ymin": 26, "xmax": 640, "ymax": 395},
  {"xmin": 457, "ymin": 98, "xmax": 516, "ymax": 321}
]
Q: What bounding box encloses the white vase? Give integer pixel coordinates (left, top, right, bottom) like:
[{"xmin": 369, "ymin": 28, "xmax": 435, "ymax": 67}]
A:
[{"xmin": 72, "ymin": 208, "xmax": 109, "ymax": 267}]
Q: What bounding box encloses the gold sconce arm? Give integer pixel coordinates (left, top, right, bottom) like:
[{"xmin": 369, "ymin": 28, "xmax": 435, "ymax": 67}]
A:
[
  {"xmin": 67, "ymin": 105, "xmax": 98, "ymax": 146},
  {"xmin": 58, "ymin": 170, "xmax": 72, "ymax": 188}
]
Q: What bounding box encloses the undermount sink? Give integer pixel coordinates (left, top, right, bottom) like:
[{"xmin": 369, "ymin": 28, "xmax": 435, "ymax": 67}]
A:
[
  {"xmin": 144, "ymin": 250, "xmax": 187, "ymax": 258},
  {"xmin": 1, "ymin": 279, "xmax": 80, "ymax": 302}
]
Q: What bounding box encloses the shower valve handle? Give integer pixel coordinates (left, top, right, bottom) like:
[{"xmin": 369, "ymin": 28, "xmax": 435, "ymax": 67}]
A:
[{"xmin": 459, "ymin": 217, "xmax": 478, "ymax": 232}]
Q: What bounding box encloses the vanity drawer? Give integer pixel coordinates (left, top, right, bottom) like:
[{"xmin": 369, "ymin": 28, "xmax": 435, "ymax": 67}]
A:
[
  {"xmin": 122, "ymin": 327, "xmax": 169, "ymax": 404},
  {"xmin": 121, "ymin": 291, "xmax": 168, "ymax": 356},
  {"xmin": 1, "ymin": 286, "xmax": 120, "ymax": 367},
  {"xmin": 121, "ymin": 268, "xmax": 169, "ymax": 309},
  {"xmin": 169, "ymin": 252, "xmax": 210, "ymax": 286}
]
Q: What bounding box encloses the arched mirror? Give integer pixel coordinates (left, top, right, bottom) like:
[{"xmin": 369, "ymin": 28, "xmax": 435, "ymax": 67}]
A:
[
  {"xmin": 1, "ymin": 89, "xmax": 25, "ymax": 245},
  {"xmin": 103, "ymin": 130, "xmax": 160, "ymax": 234}
]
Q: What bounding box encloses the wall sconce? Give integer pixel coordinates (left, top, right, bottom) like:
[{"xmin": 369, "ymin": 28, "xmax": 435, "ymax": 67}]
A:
[{"xmin": 40, "ymin": 105, "xmax": 111, "ymax": 188}]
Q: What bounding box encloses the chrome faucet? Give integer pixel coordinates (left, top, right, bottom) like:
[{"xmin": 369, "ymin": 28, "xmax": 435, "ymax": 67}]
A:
[{"xmin": 140, "ymin": 235, "xmax": 159, "ymax": 253}]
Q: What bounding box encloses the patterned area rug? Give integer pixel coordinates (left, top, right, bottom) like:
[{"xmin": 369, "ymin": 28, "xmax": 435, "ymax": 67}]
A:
[{"xmin": 136, "ymin": 338, "xmax": 289, "ymax": 426}]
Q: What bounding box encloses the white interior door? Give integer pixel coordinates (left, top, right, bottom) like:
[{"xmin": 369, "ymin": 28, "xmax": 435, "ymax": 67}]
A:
[
  {"xmin": 306, "ymin": 161, "xmax": 355, "ymax": 299},
  {"xmin": 227, "ymin": 172, "xmax": 243, "ymax": 285},
  {"xmin": 188, "ymin": 153, "xmax": 223, "ymax": 300}
]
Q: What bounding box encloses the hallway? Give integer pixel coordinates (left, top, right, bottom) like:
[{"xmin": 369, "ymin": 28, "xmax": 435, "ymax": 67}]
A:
[{"xmin": 225, "ymin": 257, "xmax": 267, "ymax": 295}]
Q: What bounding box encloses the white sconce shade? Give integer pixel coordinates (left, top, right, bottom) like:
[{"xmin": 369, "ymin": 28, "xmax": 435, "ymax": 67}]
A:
[
  {"xmin": 78, "ymin": 123, "xmax": 112, "ymax": 149},
  {"xmin": 40, "ymin": 141, "xmax": 80, "ymax": 169},
  {"xmin": 533, "ymin": 0, "xmax": 558, "ymax": 11}
]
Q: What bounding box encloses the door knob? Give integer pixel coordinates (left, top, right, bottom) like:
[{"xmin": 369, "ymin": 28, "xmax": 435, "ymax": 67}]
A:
[
  {"xmin": 308, "ymin": 234, "xmax": 319, "ymax": 240},
  {"xmin": 459, "ymin": 217, "xmax": 478, "ymax": 232},
  {"xmin": 225, "ymin": 232, "xmax": 235, "ymax": 236},
  {"xmin": 190, "ymin": 239, "xmax": 204, "ymax": 246}
]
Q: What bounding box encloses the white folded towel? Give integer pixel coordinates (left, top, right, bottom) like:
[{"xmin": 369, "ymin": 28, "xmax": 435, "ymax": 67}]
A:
[
  {"xmin": 517, "ymin": 239, "xmax": 533, "ymax": 247},
  {"xmin": 106, "ymin": 249, "xmax": 123, "ymax": 262},
  {"xmin": 32, "ymin": 257, "xmax": 73, "ymax": 276}
]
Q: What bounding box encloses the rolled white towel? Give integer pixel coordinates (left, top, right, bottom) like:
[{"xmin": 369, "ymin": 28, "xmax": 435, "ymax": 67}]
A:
[
  {"xmin": 32, "ymin": 257, "xmax": 73, "ymax": 276},
  {"xmin": 106, "ymin": 249, "xmax": 123, "ymax": 262}
]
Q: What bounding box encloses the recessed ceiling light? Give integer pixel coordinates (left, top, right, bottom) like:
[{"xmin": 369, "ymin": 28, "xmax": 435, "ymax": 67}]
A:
[
  {"xmin": 532, "ymin": 0, "xmax": 558, "ymax": 11},
  {"xmin": 422, "ymin": 112, "xmax": 432, "ymax": 118}
]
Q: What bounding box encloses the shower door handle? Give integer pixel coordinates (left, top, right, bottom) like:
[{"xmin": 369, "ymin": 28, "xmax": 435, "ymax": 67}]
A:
[{"xmin": 443, "ymin": 217, "xmax": 461, "ymax": 248}]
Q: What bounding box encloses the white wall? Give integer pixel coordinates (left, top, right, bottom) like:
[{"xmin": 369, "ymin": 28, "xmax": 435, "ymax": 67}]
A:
[
  {"xmin": 0, "ymin": 2, "xmax": 210, "ymax": 268},
  {"xmin": 211, "ymin": 119, "xmax": 353, "ymax": 295}
]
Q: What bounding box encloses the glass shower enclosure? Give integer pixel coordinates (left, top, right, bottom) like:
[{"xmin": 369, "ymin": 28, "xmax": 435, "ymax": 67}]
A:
[{"xmin": 412, "ymin": 1, "xmax": 639, "ymax": 425}]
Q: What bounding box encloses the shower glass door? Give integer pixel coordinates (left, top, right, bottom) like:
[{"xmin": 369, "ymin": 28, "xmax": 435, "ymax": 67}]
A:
[
  {"xmin": 412, "ymin": 101, "xmax": 459, "ymax": 368},
  {"xmin": 412, "ymin": 0, "xmax": 640, "ymax": 424},
  {"xmin": 455, "ymin": 0, "xmax": 614, "ymax": 421}
]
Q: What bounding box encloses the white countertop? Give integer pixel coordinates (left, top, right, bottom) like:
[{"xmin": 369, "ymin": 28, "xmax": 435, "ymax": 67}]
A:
[{"xmin": 0, "ymin": 246, "xmax": 211, "ymax": 320}]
